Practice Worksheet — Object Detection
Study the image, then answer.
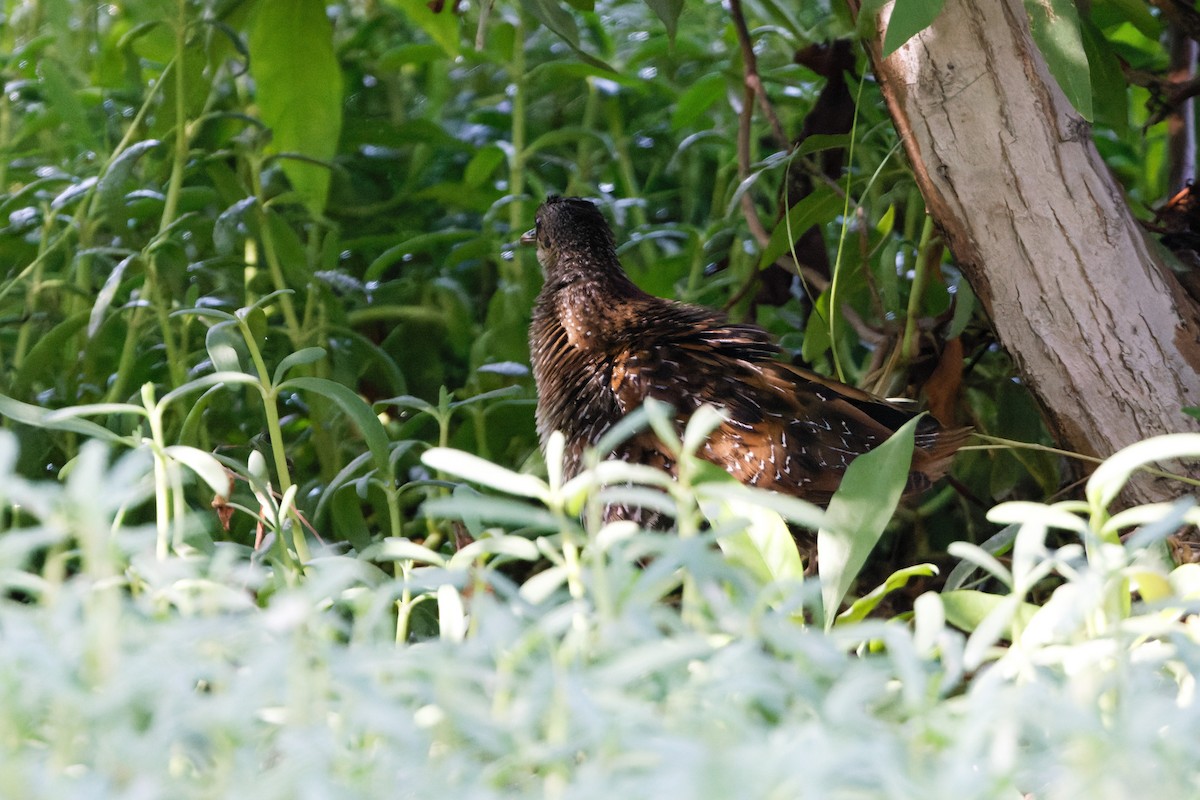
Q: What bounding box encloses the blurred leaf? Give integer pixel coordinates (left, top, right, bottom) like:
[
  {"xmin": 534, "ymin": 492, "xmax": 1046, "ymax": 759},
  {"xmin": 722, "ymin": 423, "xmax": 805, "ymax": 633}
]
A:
[
  {"xmin": 643, "ymin": 0, "xmax": 684, "ymax": 42},
  {"xmin": 422, "ymin": 447, "xmax": 550, "ymax": 502},
  {"xmin": 213, "ymin": 197, "xmax": 256, "ymax": 256},
  {"xmin": 941, "ymin": 588, "xmax": 1040, "ymax": 638},
  {"xmin": 465, "ymin": 145, "xmax": 506, "ymax": 187},
  {"xmin": 1087, "ymin": 433, "xmax": 1200, "ymax": 515},
  {"xmin": 248, "ymin": 0, "xmax": 343, "ymax": 214},
  {"xmin": 521, "ymin": 0, "xmax": 614, "ymax": 72},
  {"xmin": 671, "ymin": 72, "xmax": 725, "ymax": 130},
  {"xmin": 164, "ymin": 445, "xmax": 231, "ymax": 499},
  {"xmin": 97, "ymin": 140, "xmax": 161, "ymax": 219},
  {"xmin": 0, "ymin": 393, "xmax": 128, "ymax": 445},
  {"xmin": 12, "ymin": 313, "xmax": 88, "ymax": 397},
  {"xmin": 368, "ymin": 536, "xmax": 448, "ymax": 567},
  {"xmin": 881, "ymin": 0, "xmax": 944, "ymax": 57},
  {"xmin": 263, "ymin": 209, "xmax": 313, "ymax": 287},
  {"xmin": 38, "ymin": 57, "xmax": 97, "ymax": 148},
  {"xmin": 386, "ymin": 0, "xmax": 461, "ymax": 57},
  {"xmin": 88, "ymin": 255, "xmax": 136, "ymax": 338},
  {"xmin": 422, "ymin": 494, "xmax": 565, "ymax": 532},
  {"xmin": 437, "ymin": 584, "xmax": 466, "ymax": 641}
]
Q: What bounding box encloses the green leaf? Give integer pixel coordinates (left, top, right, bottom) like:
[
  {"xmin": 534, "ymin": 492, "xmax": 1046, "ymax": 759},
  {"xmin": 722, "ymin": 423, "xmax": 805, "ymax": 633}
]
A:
[
  {"xmin": 818, "ymin": 414, "xmax": 920, "ymax": 628},
  {"xmin": 521, "ymin": 0, "xmax": 614, "ymax": 72},
  {"xmin": 385, "ymin": 0, "xmax": 461, "ymax": 57},
  {"xmin": 422, "ymin": 494, "xmax": 565, "ymax": 532},
  {"xmin": 1024, "ymin": 0, "xmax": 1092, "ymax": 120},
  {"xmin": 272, "ymin": 347, "xmax": 327, "ymax": 386},
  {"xmin": 97, "ymin": 140, "xmax": 161, "ymax": 220},
  {"xmin": 710, "ymin": 499, "xmax": 807, "ymax": 586},
  {"xmin": 88, "ymin": 254, "xmax": 136, "ymax": 338},
  {"xmin": 643, "ymin": 0, "xmax": 684, "ymax": 42},
  {"xmin": 836, "ymin": 563, "xmax": 937, "ymax": 625},
  {"xmin": 941, "ymin": 588, "xmax": 1040, "ymax": 638},
  {"xmin": 881, "ymin": 0, "xmax": 944, "ymax": 57},
  {"xmin": 758, "ymin": 187, "xmax": 842, "ymax": 269},
  {"xmin": 671, "ymin": 72, "xmax": 725, "ymax": 131},
  {"xmin": 464, "ymin": 145, "xmax": 507, "ymax": 187},
  {"xmin": 212, "ymin": 197, "xmax": 256, "ymax": 256},
  {"xmin": 248, "ymin": 0, "xmax": 343, "ymax": 214},
  {"xmin": 164, "ymin": 445, "xmax": 231, "ymax": 499},
  {"xmin": 279, "ymin": 377, "xmax": 393, "ymax": 478},
  {"xmin": 0, "ymin": 394, "xmax": 128, "ymax": 445},
  {"xmin": 38, "ymin": 57, "xmax": 97, "ymax": 148},
  {"xmin": 206, "ymin": 322, "xmax": 245, "ymax": 374},
  {"xmin": 422, "ymin": 447, "xmax": 550, "ymax": 502},
  {"xmin": 366, "ymin": 536, "xmax": 448, "ymax": 567},
  {"xmin": 1079, "ymin": 16, "xmax": 1127, "ymax": 133},
  {"xmin": 1087, "ymin": 433, "xmax": 1200, "ymax": 515}
]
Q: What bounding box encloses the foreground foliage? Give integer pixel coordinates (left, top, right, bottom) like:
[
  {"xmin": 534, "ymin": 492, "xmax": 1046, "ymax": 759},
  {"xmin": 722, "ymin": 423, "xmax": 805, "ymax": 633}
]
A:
[{"xmin": 2, "ymin": 429, "xmax": 1200, "ymax": 798}]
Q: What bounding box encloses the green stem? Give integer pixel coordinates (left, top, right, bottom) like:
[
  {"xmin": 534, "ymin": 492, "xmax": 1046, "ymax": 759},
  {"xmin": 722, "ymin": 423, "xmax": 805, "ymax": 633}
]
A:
[
  {"xmin": 828, "ymin": 71, "xmax": 869, "ymax": 383},
  {"xmin": 159, "ymin": 0, "xmax": 190, "ymax": 236},
  {"xmin": 507, "ymin": 18, "xmax": 528, "ymax": 287},
  {"xmin": 249, "ymin": 163, "xmax": 304, "ymax": 346},
  {"xmin": 240, "ymin": 318, "xmax": 310, "ymax": 565},
  {"xmin": 901, "ymin": 214, "xmax": 937, "ymax": 365},
  {"xmin": 143, "ymin": 384, "xmax": 171, "ymax": 560}
]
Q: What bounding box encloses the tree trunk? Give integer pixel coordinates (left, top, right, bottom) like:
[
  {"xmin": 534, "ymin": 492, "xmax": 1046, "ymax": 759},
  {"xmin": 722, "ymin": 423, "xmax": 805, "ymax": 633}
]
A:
[{"xmin": 859, "ymin": 0, "xmax": 1200, "ymax": 504}]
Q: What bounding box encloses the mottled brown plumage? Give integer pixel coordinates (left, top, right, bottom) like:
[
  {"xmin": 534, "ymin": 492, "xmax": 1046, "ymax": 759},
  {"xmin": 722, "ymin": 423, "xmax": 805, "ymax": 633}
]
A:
[{"xmin": 524, "ymin": 196, "xmax": 969, "ymax": 521}]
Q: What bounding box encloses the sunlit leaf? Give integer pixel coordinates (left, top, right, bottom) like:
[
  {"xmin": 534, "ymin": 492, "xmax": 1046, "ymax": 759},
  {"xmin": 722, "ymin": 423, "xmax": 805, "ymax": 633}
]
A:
[
  {"xmin": 881, "ymin": 0, "xmax": 944, "ymax": 57},
  {"xmin": 818, "ymin": 415, "xmax": 920, "ymax": 628},
  {"xmin": 1024, "ymin": 0, "xmax": 1092, "ymax": 120},
  {"xmin": 248, "ymin": 0, "xmax": 343, "ymax": 214}
]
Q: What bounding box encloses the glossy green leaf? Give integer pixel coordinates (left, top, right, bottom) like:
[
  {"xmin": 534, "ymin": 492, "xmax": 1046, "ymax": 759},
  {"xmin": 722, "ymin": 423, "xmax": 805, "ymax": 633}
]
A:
[
  {"xmin": 818, "ymin": 414, "xmax": 920, "ymax": 628},
  {"xmin": 837, "ymin": 563, "xmax": 937, "ymax": 625}
]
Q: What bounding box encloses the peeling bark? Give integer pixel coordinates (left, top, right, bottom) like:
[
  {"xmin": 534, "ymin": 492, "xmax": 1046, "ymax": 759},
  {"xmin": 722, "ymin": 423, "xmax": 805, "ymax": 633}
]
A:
[{"xmin": 863, "ymin": 0, "xmax": 1200, "ymax": 504}]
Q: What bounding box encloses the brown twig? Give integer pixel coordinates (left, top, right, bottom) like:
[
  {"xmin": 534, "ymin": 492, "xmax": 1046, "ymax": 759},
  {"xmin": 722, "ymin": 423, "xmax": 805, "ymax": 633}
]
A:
[
  {"xmin": 728, "ymin": 0, "xmax": 788, "ymax": 250},
  {"xmin": 729, "ymin": 0, "xmax": 788, "ymax": 149}
]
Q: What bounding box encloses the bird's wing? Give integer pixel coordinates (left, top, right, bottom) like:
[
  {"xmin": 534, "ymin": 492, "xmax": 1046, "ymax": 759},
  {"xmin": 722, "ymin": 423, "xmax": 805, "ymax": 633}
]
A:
[{"xmin": 608, "ymin": 308, "xmax": 968, "ymax": 499}]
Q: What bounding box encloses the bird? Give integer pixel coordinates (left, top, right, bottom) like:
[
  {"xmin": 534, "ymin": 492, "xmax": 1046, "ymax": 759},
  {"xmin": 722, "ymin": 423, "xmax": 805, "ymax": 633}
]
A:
[{"xmin": 523, "ymin": 195, "xmax": 970, "ymax": 524}]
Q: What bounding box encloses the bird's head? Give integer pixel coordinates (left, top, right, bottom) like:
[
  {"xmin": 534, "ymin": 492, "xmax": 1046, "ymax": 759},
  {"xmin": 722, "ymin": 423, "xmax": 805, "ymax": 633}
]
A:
[{"xmin": 522, "ymin": 196, "xmax": 619, "ymax": 279}]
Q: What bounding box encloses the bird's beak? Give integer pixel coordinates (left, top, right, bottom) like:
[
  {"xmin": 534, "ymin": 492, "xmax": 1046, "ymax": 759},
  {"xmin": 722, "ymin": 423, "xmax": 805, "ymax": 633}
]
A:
[{"xmin": 520, "ymin": 228, "xmax": 537, "ymax": 245}]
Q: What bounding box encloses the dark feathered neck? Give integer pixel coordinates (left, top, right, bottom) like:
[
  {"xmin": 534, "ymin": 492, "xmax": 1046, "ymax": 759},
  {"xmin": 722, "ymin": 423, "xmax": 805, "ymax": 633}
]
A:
[{"xmin": 541, "ymin": 246, "xmax": 647, "ymax": 299}]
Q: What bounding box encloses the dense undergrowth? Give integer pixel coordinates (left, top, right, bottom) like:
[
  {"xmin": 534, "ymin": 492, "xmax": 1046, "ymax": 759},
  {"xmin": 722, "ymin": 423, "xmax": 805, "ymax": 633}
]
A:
[
  {"xmin": 2, "ymin": 426, "xmax": 1200, "ymax": 798},
  {"xmin": 2, "ymin": 0, "xmax": 1198, "ymax": 795}
]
